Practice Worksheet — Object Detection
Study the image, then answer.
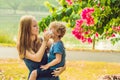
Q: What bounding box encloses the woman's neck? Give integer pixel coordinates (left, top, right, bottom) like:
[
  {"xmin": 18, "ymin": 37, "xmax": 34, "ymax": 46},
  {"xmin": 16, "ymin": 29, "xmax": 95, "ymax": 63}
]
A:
[{"xmin": 31, "ymin": 35, "xmax": 36, "ymax": 41}]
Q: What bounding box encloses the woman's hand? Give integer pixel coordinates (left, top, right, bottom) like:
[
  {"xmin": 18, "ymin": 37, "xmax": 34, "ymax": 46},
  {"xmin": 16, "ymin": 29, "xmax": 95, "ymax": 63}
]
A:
[
  {"xmin": 43, "ymin": 31, "xmax": 51, "ymax": 42},
  {"xmin": 51, "ymin": 66, "xmax": 66, "ymax": 77}
]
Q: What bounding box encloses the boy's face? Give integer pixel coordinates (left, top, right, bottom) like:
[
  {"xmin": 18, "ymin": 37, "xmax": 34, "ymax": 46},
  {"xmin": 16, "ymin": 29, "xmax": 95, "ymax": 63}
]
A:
[{"xmin": 49, "ymin": 27, "xmax": 59, "ymax": 39}]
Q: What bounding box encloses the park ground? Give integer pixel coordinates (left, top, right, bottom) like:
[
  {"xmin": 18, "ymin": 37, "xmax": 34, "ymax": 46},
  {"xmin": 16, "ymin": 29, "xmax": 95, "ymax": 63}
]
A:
[{"xmin": 0, "ymin": 47, "xmax": 120, "ymax": 80}]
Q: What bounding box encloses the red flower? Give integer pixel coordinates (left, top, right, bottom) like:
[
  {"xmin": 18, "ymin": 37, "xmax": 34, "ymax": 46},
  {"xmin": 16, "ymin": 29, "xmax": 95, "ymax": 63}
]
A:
[
  {"xmin": 76, "ymin": 19, "xmax": 84, "ymax": 27},
  {"xmin": 111, "ymin": 33, "xmax": 116, "ymax": 37},
  {"xmin": 81, "ymin": 36, "xmax": 86, "ymax": 43},
  {"xmin": 87, "ymin": 38, "xmax": 92, "ymax": 44},
  {"xmin": 66, "ymin": 0, "xmax": 73, "ymax": 5},
  {"xmin": 86, "ymin": 16, "xmax": 94, "ymax": 26},
  {"xmin": 81, "ymin": 8, "xmax": 95, "ymax": 26},
  {"xmin": 72, "ymin": 7, "xmax": 95, "ymax": 43},
  {"xmin": 95, "ymin": 32, "xmax": 99, "ymax": 38},
  {"xmin": 72, "ymin": 27, "xmax": 83, "ymax": 40},
  {"xmin": 112, "ymin": 26, "xmax": 120, "ymax": 32},
  {"xmin": 84, "ymin": 31, "xmax": 89, "ymax": 35}
]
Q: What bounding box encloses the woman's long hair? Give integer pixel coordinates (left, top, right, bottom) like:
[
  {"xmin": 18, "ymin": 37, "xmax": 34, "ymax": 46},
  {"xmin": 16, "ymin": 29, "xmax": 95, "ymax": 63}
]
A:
[{"xmin": 17, "ymin": 15, "xmax": 41, "ymax": 59}]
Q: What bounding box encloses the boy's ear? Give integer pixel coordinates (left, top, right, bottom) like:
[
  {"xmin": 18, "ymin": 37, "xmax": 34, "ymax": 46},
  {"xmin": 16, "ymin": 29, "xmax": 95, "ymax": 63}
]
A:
[
  {"xmin": 56, "ymin": 33, "xmax": 60, "ymax": 36},
  {"xmin": 57, "ymin": 31, "xmax": 61, "ymax": 36}
]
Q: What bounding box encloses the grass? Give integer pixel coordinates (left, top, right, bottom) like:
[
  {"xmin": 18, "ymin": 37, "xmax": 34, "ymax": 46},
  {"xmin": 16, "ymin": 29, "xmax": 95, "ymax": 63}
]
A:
[{"xmin": 0, "ymin": 59, "xmax": 120, "ymax": 80}]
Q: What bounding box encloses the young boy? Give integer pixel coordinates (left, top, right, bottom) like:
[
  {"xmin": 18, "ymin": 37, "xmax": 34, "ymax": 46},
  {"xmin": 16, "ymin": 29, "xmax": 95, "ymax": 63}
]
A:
[{"xmin": 29, "ymin": 21, "xmax": 66, "ymax": 80}]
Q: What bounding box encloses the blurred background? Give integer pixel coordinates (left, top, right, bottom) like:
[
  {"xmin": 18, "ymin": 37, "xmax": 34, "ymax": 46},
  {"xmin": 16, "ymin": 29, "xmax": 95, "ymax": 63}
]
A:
[
  {"xmin": 0, "ymin": 0, "xmax": 120, "ymax": 80},
  {"xmin": 0, "ymin": 0, "xmax": 120, "ymax": 50}
]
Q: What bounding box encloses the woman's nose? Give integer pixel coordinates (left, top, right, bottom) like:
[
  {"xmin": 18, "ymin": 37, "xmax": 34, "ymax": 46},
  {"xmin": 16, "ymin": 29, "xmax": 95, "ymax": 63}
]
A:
[{"xmin": 37, "ymin": 26, "xmax": 39, "ymax": 29}]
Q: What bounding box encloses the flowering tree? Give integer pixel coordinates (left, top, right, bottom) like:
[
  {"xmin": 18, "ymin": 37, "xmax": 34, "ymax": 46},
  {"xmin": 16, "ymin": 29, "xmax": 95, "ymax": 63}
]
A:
[{"xmin": 38, "ymin": 0, "xmax": 120, "ymax": 49}]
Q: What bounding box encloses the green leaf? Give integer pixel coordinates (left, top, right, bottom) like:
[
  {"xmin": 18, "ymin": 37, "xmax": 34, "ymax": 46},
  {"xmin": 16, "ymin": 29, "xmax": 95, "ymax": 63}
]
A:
[
  {"xmin": 62, "ymin": 17, "xmax": 69, "ymax": 22},
  {"xmin": 44, "ymin": 16, "xmax": 51, "ymax": 26},
  {"xmin": 111, "ymin": 37, "xmax": 120, "ymax": 45},
  {"xmin": 65, "ymin": 7, "xmax": 73, "ymax": 16},
  {"xmin": 58, "ymin": 0, "xmax": 67, "ymax": 7},
  {"xmin": 107, "ymin": 0, "xmax": 111, "ymax": 5},
  {"xmin": 70, "ymin": 20, "xmax": 76, "ymax": 28},
  {"xmin": 38, "ymin": 21, "xmax": 46, "ymax": 32},
  {"xmin": 73, "ymin": 4, "xmax": 80, "ymax": 13},
  {"xmin": 44, "ymin": 1, "xmax": 56, "ymax": 13},
  {"xmin": 44, "ymin": 1, "xmax": 51, "ymax": 7},
  {"xmin": 108, "ymin": 28, "xmax": 112, "ymax": 33},
  {"xmin": 111, "ymin": 0, "xmax": 116, "ymax": 3},
  {"xmin": 55, "ymin": 12, "xmax": 64, "ymax": 21},
  {"xmin": 70, "ymin": 13, "xmax": 80, "ymax": 21}
]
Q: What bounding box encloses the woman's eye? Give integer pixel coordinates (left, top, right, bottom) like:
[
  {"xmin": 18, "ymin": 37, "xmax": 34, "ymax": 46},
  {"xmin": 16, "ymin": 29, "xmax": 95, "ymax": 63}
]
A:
[{"xmin": 34, "ymin": 25, "xmax": 37, "ymax": 27}]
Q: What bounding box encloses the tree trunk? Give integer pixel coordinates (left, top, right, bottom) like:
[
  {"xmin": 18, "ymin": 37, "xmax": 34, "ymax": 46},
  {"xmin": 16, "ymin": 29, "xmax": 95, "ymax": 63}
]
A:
[{"xmin": 92, "ymin": 34, "xmax": 95, "ymax": 50}]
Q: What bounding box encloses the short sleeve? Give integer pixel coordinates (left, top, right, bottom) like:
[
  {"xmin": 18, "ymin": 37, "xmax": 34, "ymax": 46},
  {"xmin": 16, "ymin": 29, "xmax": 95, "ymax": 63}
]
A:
[{"xmin": 53, "ymin": 43, "xmax": 64, "ymax": 55}]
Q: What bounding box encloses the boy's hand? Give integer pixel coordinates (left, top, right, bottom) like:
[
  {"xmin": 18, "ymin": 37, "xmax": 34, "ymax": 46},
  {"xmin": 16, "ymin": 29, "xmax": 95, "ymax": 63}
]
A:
[{"xmin": 40, "ymin": 65, "xmax": 49, "ymax": 70}]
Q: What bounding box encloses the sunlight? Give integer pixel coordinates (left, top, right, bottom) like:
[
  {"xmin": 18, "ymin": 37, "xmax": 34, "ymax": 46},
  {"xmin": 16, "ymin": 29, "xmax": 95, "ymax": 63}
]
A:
[
  {"xmin": 96, "ymin": 41, "xmax": 105, "ymax": 50},
  {"xmin": 13, "ymin": 36, "xmax": 17, "ymax": 42}
]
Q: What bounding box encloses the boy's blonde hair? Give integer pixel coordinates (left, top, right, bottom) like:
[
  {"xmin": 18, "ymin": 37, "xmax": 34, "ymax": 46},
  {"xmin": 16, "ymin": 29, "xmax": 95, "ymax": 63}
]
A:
[{"xmin": 49, "ymin": 21, "xmax": 66, "ymax": 38}]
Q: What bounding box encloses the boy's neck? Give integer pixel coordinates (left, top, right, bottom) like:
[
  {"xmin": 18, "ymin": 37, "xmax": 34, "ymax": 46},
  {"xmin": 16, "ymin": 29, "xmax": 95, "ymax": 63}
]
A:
[{"xmin": 53, "ymin": 38, "xmax": 61, "ymax": 43}]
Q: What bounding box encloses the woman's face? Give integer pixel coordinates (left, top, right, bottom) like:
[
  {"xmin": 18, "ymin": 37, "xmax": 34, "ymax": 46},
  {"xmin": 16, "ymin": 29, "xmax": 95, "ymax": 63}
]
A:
[{"xmin": 31, "ymin": 18, "xmax": 39, "ymax": 36}]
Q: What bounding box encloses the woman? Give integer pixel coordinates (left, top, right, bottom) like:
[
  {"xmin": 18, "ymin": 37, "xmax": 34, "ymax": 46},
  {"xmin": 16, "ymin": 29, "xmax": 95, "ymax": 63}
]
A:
[{"xmin": 17, "ymin": 15, "xmax": 65, "ymax": 80}]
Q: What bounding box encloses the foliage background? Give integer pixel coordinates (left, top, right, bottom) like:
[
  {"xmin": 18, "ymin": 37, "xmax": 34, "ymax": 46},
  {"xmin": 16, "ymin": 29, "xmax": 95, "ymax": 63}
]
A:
[
  {"xmin": 38, "ymin": 0, "xmax": 120, "ymax": 49},
  {"xmin": 0, "ymin": 0, "xmax": 120, "ymax": 50}
]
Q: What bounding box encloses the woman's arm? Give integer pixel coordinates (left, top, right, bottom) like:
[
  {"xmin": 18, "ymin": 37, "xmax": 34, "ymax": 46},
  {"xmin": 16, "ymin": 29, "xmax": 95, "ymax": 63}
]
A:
[
  {"xmin": 46, "ymin": 39, "xmax": 53, "ymax": 53},
  {"xmin": 47, "ymin": 40, "xmax": 53, "ymax": 48},
  {"xmin": 52, "ymin": 64, "xmax": 66, "ymax": 77},
  {"xmin": 32, "ymin": 63, "xmax": 66, "ymax": 78},
  {"xmin": 25, "ymin": 41, "xmax": 47, "ymax": 62},
  {"xmin": 25, "ymin": 32, "xmax": 51, "ymax": 62}
]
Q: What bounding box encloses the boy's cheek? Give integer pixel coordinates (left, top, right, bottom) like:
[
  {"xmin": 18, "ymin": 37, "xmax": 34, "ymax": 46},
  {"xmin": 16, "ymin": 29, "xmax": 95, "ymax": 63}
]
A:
[{"xmin": 51, "ymin": 34, "xmax": 55, "ymax": 38}]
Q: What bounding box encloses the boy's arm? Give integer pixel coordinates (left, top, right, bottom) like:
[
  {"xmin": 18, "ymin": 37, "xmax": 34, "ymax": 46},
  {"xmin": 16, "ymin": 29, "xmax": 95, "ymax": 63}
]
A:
[{"xmin": 40, "ymin": 53, "xmax": 62, "ymax": 70}]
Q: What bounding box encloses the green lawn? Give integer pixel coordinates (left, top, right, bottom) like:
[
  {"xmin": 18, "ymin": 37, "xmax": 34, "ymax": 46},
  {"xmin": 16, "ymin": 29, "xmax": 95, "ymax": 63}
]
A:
[{"xmin": 0, "ymin": 59, "xmax": 120, "ymax": 80}]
